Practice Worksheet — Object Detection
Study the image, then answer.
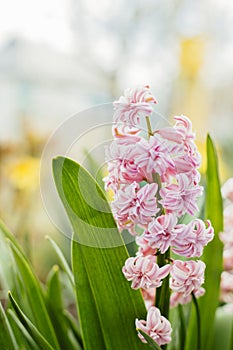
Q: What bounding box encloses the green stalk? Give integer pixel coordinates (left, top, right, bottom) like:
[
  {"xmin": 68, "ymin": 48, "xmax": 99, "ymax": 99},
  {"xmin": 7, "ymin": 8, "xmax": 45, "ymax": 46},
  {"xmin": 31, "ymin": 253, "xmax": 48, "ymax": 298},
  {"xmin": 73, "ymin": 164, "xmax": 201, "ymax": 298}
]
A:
[
  {"xmin": 178, "ymin": 304, "xmax": 186, "ymax": 350},
  {"xmin": 192, "ymin": 293, "xmax": 201, "ymax": 350},
  {"xmin": 146, "ymin": 116, "xmax": 153, "ymax": 137},
  {"xmin": 156, "ymin": 249, "xmax": 171, "ymax": 320}
]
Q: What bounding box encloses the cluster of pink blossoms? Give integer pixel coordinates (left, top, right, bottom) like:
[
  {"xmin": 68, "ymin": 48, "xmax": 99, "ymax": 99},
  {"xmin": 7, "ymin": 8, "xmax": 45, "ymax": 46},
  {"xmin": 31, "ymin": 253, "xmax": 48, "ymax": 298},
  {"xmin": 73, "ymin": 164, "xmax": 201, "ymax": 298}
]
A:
[
  {"xmin": 220, "ymin": 178, "xmax": 233, "ymax": 308},
  {"xmin": 104, "ymin": 86, "xmax": 214, "ymax": 346}
]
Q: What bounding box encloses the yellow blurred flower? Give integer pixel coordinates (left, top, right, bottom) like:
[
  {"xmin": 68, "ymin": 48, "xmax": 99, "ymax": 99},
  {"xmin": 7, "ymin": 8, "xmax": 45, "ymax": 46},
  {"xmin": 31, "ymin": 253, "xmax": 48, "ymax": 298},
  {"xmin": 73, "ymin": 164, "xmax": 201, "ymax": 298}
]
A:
[
  {"xmin": 180, "ymin": 36, "xmax": 204, "ymax": 78},
  {"xmin": 6, "ymin": 156, "xmax": 40, "ymax": 191}
]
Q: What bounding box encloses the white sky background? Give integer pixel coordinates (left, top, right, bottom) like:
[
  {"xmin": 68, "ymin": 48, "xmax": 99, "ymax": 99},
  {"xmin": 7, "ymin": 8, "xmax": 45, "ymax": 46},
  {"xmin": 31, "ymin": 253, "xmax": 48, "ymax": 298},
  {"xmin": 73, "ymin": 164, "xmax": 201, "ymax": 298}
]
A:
[
  {"xmin": 0, "ymin": 0, "xmax": 72, "ymax": 51},
  {"xmin": 0, "ymin": 0, "xmax": 232, "ymax": 141}
]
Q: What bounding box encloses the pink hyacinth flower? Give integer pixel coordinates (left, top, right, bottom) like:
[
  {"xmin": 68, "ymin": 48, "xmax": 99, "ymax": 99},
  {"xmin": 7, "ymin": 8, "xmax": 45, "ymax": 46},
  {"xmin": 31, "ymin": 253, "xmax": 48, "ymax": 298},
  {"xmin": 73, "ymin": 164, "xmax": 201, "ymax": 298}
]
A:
[
  {"xmin": 104, "ymin": 140, "xmax": 144, "ymax": 192},
  {"xmin": 173, "ymin": 115, "xmax": 197, "ymax": 152},
  {"xmin": 111, "ymin": 182, "xmax": 159, "ymax": 234},
  {"xmin": 136, "ymin": 235, "xmax": 158, "ymax": 257},
  {"xmin": 134, "ymin": 135, "xmax": 175, "ymax": 179},
  {"xmin": 170, "ymin": 260, "xmax": 206, "ymax": 297},
  {"xmin": 136, "ymin": 306, "xmax": 172, "ymax": 346},
  {"xmin": 144, "ymin": 213, "xmax": 178, "ymax": 254},
  {"xmin": 160, "ymin": 173, "xmax": 203, "ymax": 217},
  {"xmin": 113, "ymin": 85, "xmax": 157, "ymax": 126},
  {"xmin": 172, "ymin": 219, "xmax": 214, "ymax": 258},
  {"xmin": 122, "ymin": 255, "xmax": 170, "ymax": 289}
]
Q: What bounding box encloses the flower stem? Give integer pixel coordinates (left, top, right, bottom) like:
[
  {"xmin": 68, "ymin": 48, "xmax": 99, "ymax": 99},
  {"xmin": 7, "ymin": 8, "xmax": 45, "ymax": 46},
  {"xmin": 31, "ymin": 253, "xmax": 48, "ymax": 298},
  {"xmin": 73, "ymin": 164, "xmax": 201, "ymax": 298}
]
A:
[
  {"xmin": 146, "ymin": 116, "xmax": 153, "ymax": 138},
  {"xmin": 155, "ymin": 249, "xmax": 171, "ymax": 320},
  {"xmin": 192, "ymin": 292, "xmax": 201, "ymax": 350}
]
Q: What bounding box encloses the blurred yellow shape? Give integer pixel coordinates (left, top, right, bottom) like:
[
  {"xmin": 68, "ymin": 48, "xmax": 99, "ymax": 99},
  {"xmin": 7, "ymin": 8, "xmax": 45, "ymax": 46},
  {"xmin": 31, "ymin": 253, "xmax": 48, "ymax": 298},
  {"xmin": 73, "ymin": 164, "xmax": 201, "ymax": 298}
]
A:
[
  {"xmin": 6, "ymin": 156, "xmax": 40, "ymax": 191},
  {"xmin": 180, "ymin": 36, "xmax": 204, "ymax": 78}
]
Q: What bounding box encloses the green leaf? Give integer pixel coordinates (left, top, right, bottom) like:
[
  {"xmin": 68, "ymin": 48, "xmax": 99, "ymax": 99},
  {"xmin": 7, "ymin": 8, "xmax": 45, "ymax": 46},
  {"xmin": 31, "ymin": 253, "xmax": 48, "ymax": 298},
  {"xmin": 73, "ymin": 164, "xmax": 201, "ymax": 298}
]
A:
[
  {"xmin": 53, "ymin": 156, "xmax": 150, "ymax": 350},
  {"xmin": 8, "ymin": 309, "xmax": 40, "ymax": 350},
  {"xmin": 46, "ymin": 236, "xmax": 74, "ymax": 287},
  {"xmin": 8, "ymin": 292, "xmax": 55, "ymax": 350},
  {"xmin": 9, "ymin": 243, "xmax": 60, "ymax": 350},
  {"xmin": 46, "ymin": 266, "xmax": 82, "ymax": 350},
  {"xmin": 0, "ymin": 301, "xmax": 17, "ymax": 350},
  {"xmin": 136, "ymin": 329, "xmax": 163, "ymax": 350},
  {"xmin": 185, "ymin": 135, "xmax": 223, "ymax": 350},
  {"xmin": 200, "ymin": 135, "xmax": 224, "ymax": 349}
]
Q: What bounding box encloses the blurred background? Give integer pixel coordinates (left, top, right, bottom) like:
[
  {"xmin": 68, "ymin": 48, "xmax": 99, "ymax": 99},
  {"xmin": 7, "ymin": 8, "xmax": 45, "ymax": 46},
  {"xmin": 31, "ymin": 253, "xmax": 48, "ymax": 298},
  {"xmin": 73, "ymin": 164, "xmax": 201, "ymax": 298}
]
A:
[{"xmin": 0, "ymin": 0, "xmax": 232, "ymax": 277}]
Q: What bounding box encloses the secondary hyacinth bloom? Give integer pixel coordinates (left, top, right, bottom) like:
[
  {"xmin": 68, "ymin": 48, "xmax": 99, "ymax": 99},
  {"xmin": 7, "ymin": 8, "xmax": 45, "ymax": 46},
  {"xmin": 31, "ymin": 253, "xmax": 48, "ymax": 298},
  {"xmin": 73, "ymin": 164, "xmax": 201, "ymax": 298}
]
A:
[
  {"xmin": 136, "ymin": 306, "xmax": 172, "ymax": 346},
  {"xmin": 220, "ymin": 271, "xmax": 233, "ymax": 303},
  {"xmin": 222, "ymin": 177, "xmax": 233, "ymax": 202},
  {"xmin": 122, "ymin": 255, "xmax": 170, "ymax": 289},
  {"xmin": 144, "ymin": 213, "xmax": 178, "ymax": 254},
  {"xmin": 170, "ymin": 260, "xmax": 206, "ymax": 297},
  {"xmin": 111, "ymin": 182, "xmax": 159, "ymax": 234},
  {"xmin": 220, "ymin": 178, "xmax": 233, "ymax": 306},
  {"xmin": 113, "ymin": 85, "xmax": 157, "ymax": 126}
]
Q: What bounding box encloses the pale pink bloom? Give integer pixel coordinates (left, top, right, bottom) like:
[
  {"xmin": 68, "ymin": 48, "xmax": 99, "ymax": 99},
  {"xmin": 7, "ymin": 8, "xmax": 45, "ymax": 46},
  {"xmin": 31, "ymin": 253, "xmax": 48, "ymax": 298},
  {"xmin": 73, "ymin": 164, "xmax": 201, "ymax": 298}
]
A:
[
  {"xmin": 122, "ymin": 255, "xmax": 170, "ymax": 289},
  {"xmin": 220, "ymin": 228, "xmax": 233, "ymax": 248},
  {"xmin": 170, "ymin": 287, "xmax": 205, "ymax": 308},
  {"xmin": 111, "ymin": 182, "xmax": 159, "ymax": 234},
  {"xmin": 223, "ymin": 246, "xmax": 233, "ymax": 271},
  {"xmin": 223, "ymin": 204, "xmax": 233, "ymax": 232},
  {"xmin": 134, "ymin": 135, "xmax": 175, "ymax": 179},
  {"xmin": 173, "ymin": 115, "xmax": 197, "ymax": 154},
  {"xmin": 104, "ymin": 140, "xmax": 144, "ymax": 191},
  {"xmin": 160, "ymin": 174, "xmax": 203, "ymax": 217},
  {"xmin": 141, "ymin": 288, "xmax": 156, "ymax": 310},
  {"xmin": 157, "ymin": 115, "xmax": 196, "ymax": 153},
  {"xmin": 173, "ymin": 153, "xmax": 201, "ymax": 176},
  {"xmin": 144, "ymin": 214, "xmax": 178, "ymax": 254},
  {"xmin": 136, "ymin": 306, "xmax": 172, "ymax": 346},
  {"xmin": 136, "ymin": 236, "xmax": 157, "ymax": 257},
  {"xmin": 113, "ymin": 85, "xmax": 157, "ymax": 126},
  {"xmin": 222, "ymin": 178, "xmax": 233, "ymax": 202},
  {"xmin": 220, "ymin": 271, "xmax": 233, "ymax": 303},
  {"xmin": 172, "ymin": 219, "xmax": 214, "ymax": 258},
  {"xmin": 170, "ymin": 260, "xmax": 205, "ymax": 297}
]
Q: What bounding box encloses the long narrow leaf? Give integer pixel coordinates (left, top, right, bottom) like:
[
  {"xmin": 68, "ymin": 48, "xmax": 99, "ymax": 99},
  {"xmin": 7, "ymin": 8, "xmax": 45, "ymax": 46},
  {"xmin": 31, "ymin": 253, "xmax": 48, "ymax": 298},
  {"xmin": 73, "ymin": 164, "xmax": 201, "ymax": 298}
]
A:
[
  {"xmin": 46, "ymin": 236, "xmax": 74, "ymax": 286},
  {"xmin": 0, "ymin": 301, "xmax": 17, "ymax": 349},
  {"xmin": 9, "ymin": 243, "xmax": 60, "ymax": 350},
  {"xmin": 185, "ymin": 135, "xmax": 223, "ymax": 350},
  {"xmin": 8, "ymin": 309, "xmax": 40, "ymax": 350},
  {"xmin": 46, "ymin": 266, "xmax": 82, "ymax": 349},
  {"xmin": 8, "ymin": 292, "xmax": 55, "ymax": 350},
  {"xmin": 53, "ymin": 156, "xmax": 150, "ymax": 350},
  {"xmin": 200, "ymin": 135, "xmax": 223, "ymax": 349}
]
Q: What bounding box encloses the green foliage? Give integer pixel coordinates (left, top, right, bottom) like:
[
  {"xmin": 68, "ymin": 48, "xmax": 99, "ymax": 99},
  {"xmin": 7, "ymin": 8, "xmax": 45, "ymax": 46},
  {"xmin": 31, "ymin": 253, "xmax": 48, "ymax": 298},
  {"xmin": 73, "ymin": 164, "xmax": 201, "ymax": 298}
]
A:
[{"xmin": 53, "ymin": 156, "xmax": 150, "ymax": 350}]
